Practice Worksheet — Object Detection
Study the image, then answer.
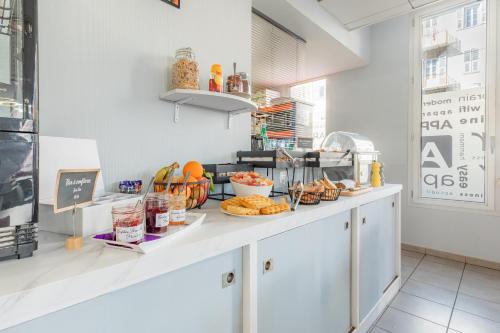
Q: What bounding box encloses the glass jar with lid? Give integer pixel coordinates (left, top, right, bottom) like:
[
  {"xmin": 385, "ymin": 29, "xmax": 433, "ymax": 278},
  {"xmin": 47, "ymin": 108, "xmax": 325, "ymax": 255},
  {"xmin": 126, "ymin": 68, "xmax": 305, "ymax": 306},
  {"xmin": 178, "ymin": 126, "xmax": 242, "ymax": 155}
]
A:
[
  {"xmin": 145, "ymin": 192, "xmax": 170, "ymax": 234},
  {"xmin": 111, "ymin": 204, "xmax": 145, "ymax": 244},
  {"xmin": 171, "ymin": 47, "xmax": 199, "ymax": 90},
  {"xmin": 169, "ymin": 193, "xmax": 186, "ymax": 225}
]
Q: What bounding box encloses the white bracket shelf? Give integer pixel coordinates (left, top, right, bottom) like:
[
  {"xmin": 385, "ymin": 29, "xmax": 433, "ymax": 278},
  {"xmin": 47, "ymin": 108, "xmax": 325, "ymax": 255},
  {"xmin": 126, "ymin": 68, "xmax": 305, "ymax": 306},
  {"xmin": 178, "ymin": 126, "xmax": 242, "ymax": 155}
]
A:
[{"xmin": 160, "ymin": 89, "xmax": 257, "ymax": 129}]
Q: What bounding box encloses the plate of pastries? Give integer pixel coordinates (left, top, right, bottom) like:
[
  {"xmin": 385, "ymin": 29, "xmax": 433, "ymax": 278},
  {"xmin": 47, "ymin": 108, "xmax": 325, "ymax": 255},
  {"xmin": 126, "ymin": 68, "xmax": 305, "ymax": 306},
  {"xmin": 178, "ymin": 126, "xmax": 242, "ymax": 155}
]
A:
[{"xmin": 220, "ymin": 194, "xmax": 290, "ymax": 217}]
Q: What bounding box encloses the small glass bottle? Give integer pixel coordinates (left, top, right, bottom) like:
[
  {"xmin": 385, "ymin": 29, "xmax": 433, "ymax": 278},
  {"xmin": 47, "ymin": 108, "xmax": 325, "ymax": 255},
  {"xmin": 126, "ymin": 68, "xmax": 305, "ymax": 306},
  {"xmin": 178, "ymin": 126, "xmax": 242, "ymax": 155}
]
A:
[
  {"xmin": 169, "ymin": 193, "xmax": 186, "ymax": 225},
  {"xmin": 145, "ymin": 192, "xmax": 170, "ymax": 234},
  {"xmin": 209, "ymin": 64, "xmax": 223, "ymax": 93}
]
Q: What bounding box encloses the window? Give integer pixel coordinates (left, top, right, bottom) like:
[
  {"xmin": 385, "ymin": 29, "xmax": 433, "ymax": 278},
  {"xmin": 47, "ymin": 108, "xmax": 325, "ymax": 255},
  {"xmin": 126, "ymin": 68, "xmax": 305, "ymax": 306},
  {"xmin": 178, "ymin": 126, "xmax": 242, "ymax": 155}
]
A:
[
  {"xmin": 290, "ymin": 79, "xmax": 327, "ymax": 149},
  {"xmin": 464, "ymin": 4, "xmax": 479, "ymax": 28},
  {"xmin": 464, "ymin": 49, "xmax": 479, "ymax": 73},
  {"xmin": 425, "ymin": 57, "xmax": 446, "ymax": 78},
  {"xmin": 411, "ymin": 0, "xmax": 495, "ymax": 209},
  {"xmin": 423, "ymin": 17, "xmax": 437, "ymax": 35}
]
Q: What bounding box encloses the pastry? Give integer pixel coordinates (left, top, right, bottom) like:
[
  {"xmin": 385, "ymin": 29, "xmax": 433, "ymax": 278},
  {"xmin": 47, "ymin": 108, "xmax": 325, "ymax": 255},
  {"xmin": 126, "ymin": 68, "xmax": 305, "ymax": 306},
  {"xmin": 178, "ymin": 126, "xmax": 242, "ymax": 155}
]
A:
[
  {"xmin": 240, "ymin": 194, "xmax": 275, "ymax": 210},
  {"xmin": 260, "ymin": 202, "xmax": 290, "ymax": 215},
  {"xmin": 320, "ymin": 178, "xmax": 337, "ymax": 189},
  {"xmin": 225, "ymin": 205, "xmax": 260, "ymax": 216},
  {"xmin": 336, "ymin": 182, "xmax": 346, "ymax": 190},
  {"xmin": 221, "ymin": 197, "xmax": 243, "ymax": 210}
]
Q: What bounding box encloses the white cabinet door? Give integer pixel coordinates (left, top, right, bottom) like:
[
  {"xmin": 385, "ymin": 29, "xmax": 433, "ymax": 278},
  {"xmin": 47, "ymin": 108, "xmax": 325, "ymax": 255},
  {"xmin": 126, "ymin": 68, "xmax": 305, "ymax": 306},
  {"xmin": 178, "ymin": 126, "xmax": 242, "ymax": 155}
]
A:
[
  {"xmin": 257, "ymin": 211, "xmax": 352, "ymax": 333},
  {"xmin": 359, "ymin": 200, "xmax": 383, "ymax": 321},
  {"xmin": 3, "ymin": 250, "xmax": 243, "ymax": 333},
  {"xmin": 359, "ymin": 195, "xmax": 397, "ymax": 321},
  {"xmin": 379, "ymin": 196, "xmax": 397, "ymax": 292}
]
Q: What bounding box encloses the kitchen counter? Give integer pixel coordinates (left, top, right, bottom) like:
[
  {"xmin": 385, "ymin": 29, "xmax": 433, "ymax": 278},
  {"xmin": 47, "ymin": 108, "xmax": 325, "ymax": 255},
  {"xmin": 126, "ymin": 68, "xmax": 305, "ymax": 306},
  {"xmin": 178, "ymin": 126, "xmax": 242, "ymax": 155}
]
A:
[{"xmin": 0, "ymin": 184, "xmax": 402, "ymax": 331}]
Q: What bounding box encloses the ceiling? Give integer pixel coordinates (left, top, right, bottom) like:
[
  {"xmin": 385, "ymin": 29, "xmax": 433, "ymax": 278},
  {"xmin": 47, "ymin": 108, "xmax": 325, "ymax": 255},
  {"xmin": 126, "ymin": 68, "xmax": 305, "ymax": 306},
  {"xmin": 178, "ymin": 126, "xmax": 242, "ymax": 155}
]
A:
[
  {"xmin": 318, "ymin": 0, "xmax": 440, "ymax": 30},
  {"xmin": 252, "ymin": 0, "xmax": 371, "ymax": 87}
]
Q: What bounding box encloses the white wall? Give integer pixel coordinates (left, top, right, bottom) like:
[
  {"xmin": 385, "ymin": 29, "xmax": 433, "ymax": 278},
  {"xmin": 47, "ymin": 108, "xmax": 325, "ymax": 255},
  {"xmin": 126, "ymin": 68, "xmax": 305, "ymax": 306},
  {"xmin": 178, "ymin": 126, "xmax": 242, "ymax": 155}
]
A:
[
  {"xmin": 327, "ymin": 9, "xmax": 500, "ymax": 263},
  {"xmin": 38, "ymin": 0, "xmax": 251, "ymax": 190}
]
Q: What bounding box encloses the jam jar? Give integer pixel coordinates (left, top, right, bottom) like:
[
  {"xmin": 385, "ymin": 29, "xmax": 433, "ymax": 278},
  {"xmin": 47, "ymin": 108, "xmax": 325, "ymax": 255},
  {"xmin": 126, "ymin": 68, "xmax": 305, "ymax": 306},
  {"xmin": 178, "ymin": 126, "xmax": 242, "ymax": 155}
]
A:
[
  {"xmin": 169, "ymin": 193, "xmax": 186, "ymax": 225},
  {"xmin": 145, "ymin": 192, "xmax": 170, "ymax": 234},
  {"xmin": 111, "ymin": 204, "xmax": 145, "ymax": 244}
]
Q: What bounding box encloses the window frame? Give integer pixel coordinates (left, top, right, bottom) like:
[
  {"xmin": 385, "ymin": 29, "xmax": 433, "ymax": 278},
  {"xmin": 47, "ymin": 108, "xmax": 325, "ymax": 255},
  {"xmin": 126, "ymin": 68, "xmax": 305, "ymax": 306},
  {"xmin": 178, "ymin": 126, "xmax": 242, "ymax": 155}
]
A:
[{"xmin": 409, "ymin": 0, "xmax": 497, "ymax": 211}]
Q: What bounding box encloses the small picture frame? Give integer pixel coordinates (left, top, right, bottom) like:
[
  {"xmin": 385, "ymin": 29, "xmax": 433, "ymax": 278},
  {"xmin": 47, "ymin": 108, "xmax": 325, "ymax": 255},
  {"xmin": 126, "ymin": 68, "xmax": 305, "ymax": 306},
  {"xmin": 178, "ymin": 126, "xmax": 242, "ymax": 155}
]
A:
[{"xmin": 161, "ymin": 0, "xmax": 180, "ymax": 9}]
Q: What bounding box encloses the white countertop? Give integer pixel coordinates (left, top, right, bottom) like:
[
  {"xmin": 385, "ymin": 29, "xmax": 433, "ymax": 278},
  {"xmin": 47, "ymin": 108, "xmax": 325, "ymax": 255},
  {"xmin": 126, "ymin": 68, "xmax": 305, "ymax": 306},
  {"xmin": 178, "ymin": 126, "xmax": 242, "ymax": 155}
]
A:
[{"xmin": 0, "ymin": 184, "xmax": 402, "ymax": 330}]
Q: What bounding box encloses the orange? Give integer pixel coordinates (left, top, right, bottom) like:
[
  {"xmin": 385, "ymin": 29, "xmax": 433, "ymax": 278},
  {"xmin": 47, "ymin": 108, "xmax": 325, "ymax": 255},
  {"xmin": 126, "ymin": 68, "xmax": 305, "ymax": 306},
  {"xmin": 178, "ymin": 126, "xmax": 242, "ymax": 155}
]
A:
[
  {"xmin": 182, "ymin": 175, "xmax": 198, "ymax": 184},
  {"xmin": 183, "ymin": 161, "xmax": 204, "ymax": 178}
]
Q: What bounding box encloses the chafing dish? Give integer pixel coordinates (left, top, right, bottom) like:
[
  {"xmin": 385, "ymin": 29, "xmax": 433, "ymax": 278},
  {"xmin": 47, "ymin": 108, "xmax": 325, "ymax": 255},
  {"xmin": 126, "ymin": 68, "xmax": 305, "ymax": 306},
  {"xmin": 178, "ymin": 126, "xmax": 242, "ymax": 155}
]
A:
[
  {"xmin": 237, "ymin": 149, "xmax": 305, "ymax": 169},
  {"xmin": 312, "ymin": 132, "xmax": 380, "ymax": 186}
]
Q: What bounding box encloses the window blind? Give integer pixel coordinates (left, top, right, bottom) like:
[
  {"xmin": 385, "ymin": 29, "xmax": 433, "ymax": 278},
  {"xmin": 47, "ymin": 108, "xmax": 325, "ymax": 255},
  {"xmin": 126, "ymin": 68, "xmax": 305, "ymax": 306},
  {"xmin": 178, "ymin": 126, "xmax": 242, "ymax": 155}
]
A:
[{"xmin": 251, "ymin": 13, "xmax": 306, "ymax": 89}]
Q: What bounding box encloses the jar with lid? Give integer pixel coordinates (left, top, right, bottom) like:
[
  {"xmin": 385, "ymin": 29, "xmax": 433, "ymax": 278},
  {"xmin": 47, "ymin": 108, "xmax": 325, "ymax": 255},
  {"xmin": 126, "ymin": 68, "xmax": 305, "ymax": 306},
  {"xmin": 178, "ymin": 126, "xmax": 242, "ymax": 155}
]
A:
[
  {"xmin": 238, "ymin": 72, "xmax": 251, "ymax": 95},
  {"xmin": 111, "ymin": 204, "xmax": 145, "ymax": 244},
  {"xmin": 171, "ymin": 47, "xmax": 199, "ymax": 90},
  {"xmin": 169, "ymin": 193, "xmax": 186, "ymax": 225},
  {"xmin": 145, "ymin": 192, "xmax": 170, "ymax": 234}
]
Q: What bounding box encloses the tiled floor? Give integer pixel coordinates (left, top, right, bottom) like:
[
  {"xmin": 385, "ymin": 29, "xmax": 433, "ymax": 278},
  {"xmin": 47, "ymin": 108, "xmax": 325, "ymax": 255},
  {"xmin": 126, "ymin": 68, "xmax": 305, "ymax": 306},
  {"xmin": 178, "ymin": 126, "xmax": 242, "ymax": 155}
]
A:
[{"xmin": 371, "ymin": 250, "xmax": 500, "ymax": 333}]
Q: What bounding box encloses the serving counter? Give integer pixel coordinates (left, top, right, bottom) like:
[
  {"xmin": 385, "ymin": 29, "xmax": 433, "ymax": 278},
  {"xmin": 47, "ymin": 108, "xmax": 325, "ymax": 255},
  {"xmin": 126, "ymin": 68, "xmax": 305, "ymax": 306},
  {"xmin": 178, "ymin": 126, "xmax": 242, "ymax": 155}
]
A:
[{"xmin": 0, "ymin": 184, "xmax": 402, "ymax": 333}]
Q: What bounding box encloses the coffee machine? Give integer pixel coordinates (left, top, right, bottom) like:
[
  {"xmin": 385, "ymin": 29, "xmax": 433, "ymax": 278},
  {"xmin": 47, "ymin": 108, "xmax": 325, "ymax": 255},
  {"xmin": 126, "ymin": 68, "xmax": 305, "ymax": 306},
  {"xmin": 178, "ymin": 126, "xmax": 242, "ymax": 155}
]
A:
[{"xmin": 0, "ymin": 0, "xmax": 38, "ymax": 260}]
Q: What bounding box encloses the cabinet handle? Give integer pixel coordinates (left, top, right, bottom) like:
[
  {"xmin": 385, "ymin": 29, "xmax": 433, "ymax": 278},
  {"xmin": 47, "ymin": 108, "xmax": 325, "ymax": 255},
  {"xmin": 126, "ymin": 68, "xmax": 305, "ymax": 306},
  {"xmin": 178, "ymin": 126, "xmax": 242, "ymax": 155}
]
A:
[
  {"xmin": 344, "ymin": 221, "xmax": 349, "ymax": 230},
  {"xmin": 222, "ymin": 270, "xmax": 236, "ymax": 288},
  {"xmin": 263, "ymin": 258, "xmax": 273, "ymax": 274},
  {"xmin": 392, "ymin": 201, "xmax": 395, "ymax": 208},
  {"xmin": 362, "ymin": 217, "xmax": 367, "ymax": 225}
]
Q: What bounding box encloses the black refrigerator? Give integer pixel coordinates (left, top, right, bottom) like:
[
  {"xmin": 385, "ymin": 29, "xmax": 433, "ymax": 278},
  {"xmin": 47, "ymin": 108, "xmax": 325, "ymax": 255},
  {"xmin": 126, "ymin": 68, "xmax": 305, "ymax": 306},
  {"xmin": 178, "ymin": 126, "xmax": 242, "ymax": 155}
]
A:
[{"xmin": 0, "ymin": 0, "xmax": 38, "ymax": 260}]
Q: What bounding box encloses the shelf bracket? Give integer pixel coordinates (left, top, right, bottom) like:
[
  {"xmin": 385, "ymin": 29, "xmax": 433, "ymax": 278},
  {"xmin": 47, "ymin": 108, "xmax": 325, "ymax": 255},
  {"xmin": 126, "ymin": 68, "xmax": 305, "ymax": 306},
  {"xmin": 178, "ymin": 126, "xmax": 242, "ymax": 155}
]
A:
[
  {"xmin": 227, "ymin": 108, "xmax": 251, "ymax": 129},
  {"xmin": 173, "ymin": 97, "xmax": 193, "ymax": 123}
]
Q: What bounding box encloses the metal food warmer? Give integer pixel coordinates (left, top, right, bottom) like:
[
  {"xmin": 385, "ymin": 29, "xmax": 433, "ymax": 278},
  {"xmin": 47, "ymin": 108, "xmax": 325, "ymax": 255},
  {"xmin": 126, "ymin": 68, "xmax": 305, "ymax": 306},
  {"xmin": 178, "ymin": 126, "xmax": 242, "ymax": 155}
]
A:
[
  {"xmin": 236, "ymin": 148, "xmax": 306, "ymax": 194},
  {"xmin": 306, "ymin": 132, "xmax": 379, "ymax": 186}
]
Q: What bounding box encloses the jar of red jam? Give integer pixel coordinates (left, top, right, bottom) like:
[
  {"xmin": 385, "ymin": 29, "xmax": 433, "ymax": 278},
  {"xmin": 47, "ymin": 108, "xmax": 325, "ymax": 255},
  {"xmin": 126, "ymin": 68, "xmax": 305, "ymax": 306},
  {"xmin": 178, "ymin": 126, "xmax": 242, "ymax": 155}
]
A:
[
  {"xmin": 145, "ymin": 192, "xmax": 170, "ymax": 234},
  {"xmin": 111, "ymin": 204, "xmax": 145, "ymax": 244}
]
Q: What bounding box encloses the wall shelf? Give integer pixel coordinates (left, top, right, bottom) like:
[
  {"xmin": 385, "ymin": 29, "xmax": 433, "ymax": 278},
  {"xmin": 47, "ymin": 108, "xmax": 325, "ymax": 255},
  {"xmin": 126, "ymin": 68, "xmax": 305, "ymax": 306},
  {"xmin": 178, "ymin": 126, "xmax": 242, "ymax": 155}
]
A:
[{"xmin": 159, "ymin": 89, "xmax": 257, "ymax": 129}]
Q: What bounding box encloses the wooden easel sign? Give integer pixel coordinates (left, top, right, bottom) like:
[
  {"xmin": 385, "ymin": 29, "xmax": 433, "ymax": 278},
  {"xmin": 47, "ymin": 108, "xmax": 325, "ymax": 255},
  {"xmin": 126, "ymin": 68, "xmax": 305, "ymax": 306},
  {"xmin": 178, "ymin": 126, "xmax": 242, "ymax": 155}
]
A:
[
  {"xmin": 53, "ymin": 169, "xmax": 100, "ymax": 250},
  {"xmin": 53, "ymin": 169, "xmax": 100, "ymax": 213}
]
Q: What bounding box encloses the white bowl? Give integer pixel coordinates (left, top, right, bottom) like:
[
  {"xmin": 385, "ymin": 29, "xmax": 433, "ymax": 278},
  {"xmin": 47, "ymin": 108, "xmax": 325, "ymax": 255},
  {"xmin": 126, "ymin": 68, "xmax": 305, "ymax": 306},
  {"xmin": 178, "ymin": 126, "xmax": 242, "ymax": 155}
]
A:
[{"xmin": 230, "ymin": 180, "xmax": 273, "ymax": 197}]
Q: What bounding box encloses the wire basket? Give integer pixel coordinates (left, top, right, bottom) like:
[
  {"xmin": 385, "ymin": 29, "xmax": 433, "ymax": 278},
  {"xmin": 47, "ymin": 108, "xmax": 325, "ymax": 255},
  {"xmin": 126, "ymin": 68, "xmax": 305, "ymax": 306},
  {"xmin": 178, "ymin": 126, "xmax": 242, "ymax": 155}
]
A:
[
  {"xmin": 154, "ymin": 179, "xmax": 210, "ymax": 210},
  {"xmin": 321, "ymin": 188, "xmax": 342, "ymax": 201},
  {"xmin": 288, "ymin": 189, "xmax": 323, "ymax": 205}
]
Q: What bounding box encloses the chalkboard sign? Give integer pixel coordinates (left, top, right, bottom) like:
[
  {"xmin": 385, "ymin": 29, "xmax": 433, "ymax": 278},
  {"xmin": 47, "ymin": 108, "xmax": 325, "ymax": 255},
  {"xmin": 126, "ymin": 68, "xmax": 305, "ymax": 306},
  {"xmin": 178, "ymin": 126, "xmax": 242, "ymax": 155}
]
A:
[{"xmin": 53, "ymin": 169, "xmax": 101, "ymax": 213}]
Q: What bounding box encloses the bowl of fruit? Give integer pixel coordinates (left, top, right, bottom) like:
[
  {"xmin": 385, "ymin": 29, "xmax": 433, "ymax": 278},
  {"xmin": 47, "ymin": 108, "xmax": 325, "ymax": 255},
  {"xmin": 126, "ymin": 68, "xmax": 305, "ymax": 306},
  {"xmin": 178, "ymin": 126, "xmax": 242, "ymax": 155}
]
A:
[
  {"xmin": 153, "ymin": 161, "xmax": 214, "ymax": 210},
  {"xmin": 230, "ymin": 172, "xmax": 273, "ymax": 197}
]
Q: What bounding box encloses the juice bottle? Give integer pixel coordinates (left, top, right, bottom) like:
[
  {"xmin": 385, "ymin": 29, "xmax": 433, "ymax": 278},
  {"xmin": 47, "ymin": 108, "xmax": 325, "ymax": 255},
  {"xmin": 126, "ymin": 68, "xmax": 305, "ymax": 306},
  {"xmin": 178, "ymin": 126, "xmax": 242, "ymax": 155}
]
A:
[{"xmin": 209, "ymin": 64, "xmax": 223, "ymax": 93}]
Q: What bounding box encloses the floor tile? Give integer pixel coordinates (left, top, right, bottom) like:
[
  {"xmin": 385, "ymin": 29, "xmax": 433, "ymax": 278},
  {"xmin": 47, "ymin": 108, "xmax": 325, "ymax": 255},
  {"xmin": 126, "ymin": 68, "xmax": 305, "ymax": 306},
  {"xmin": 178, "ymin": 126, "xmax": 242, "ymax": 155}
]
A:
[
  {"xmin": 455, "ymin": 293, "xmax": 500, "ymax": 323},
  {"xmin": 422, "ymin": 255, "xmax": 465, "ymax": 270},
  {"xmin": 403, "ymin": 255, "xmax": 421, "ymax": 269},
  {"xmin": 450, "ymin": 309, "xmax": 500, "ymax": 333},
  {"xmin": 402, "ymin": 279, "xmax": 456, "ymax": 307},
  {"xmin": 403, "ymin": 250, "xmax": 425, "ymax": 259},
  {"xmin": 418, "ymin": 259, "xmax": 464, "ymax": 277},
  {"xmin": 465, "ymin": 264, "xmax": 500, "ymax": 278},
  {"xmin": 460, "ymin": 269, "xmax": 500, "ymax": 303},
  {"xmin": 371, "ymin": 327, "xmax": 390, "ymax": 333},
  {"xmin": 402, "ymin": 264, "xmax": 415, "ymax": 283},
  {"xmin": 390, "ymin": 291, "xmax": 452, "ymax": 326},
  {"xmin": 377, "ymin": 307, "xmax": 447, "ymax": 333},
  {"xmin": 412, "ymin": 267, "xmax": 462, "ymax": 292}
]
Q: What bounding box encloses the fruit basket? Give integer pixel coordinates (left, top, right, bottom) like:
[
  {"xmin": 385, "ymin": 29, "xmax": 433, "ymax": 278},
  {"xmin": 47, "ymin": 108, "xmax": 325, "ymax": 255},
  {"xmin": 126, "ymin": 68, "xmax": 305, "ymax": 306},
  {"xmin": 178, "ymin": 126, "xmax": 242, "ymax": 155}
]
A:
[
  {"xmin": 321, "ymin": 188, "xmax": 342, "ymax": 201},
  {"xmin": 154, "ymin": 179, "xmax": 210, "ymax": 210},
  {"xmin": 288, "ymin": 188, "xmax": 323, "ymax": 205}
]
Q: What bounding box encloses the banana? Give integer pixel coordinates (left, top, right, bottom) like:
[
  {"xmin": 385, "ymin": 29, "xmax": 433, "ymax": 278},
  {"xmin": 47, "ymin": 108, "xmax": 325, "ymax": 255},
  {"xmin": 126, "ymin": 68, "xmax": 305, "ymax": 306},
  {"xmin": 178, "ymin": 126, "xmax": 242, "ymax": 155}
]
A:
[{"xmin": 153, "ymin": 162, "xmax": 180, "ymax": 192}]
